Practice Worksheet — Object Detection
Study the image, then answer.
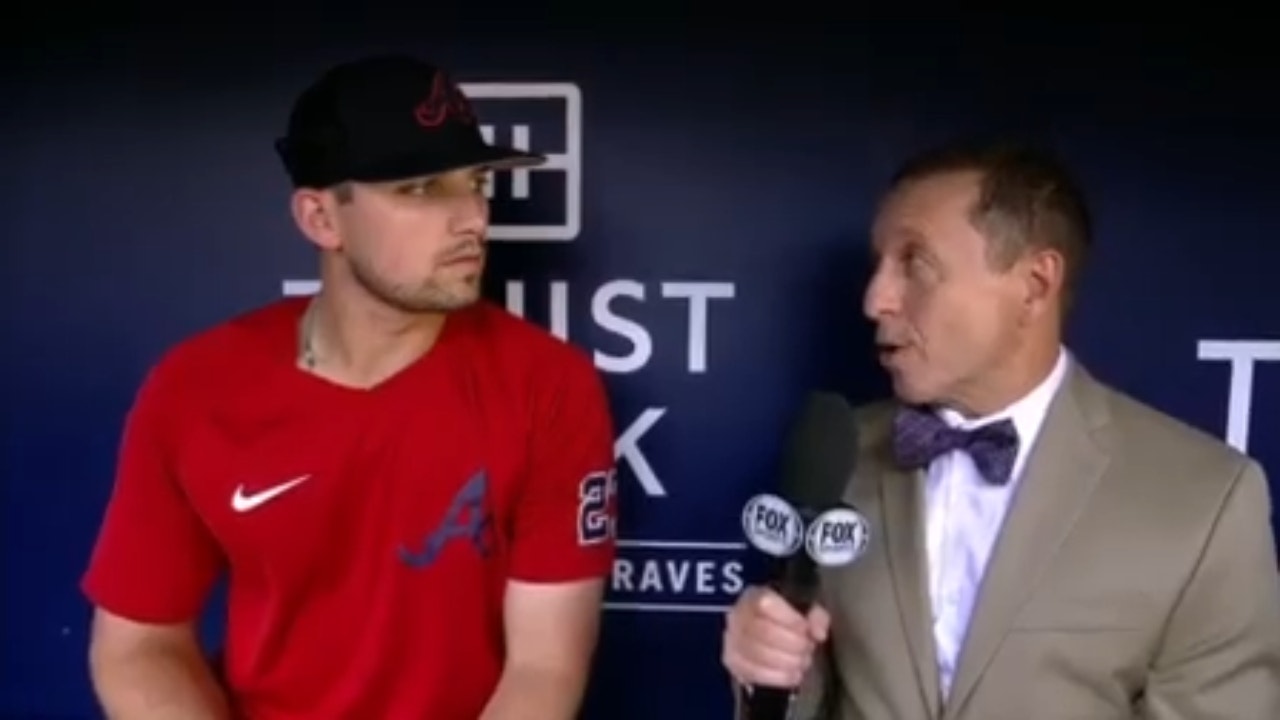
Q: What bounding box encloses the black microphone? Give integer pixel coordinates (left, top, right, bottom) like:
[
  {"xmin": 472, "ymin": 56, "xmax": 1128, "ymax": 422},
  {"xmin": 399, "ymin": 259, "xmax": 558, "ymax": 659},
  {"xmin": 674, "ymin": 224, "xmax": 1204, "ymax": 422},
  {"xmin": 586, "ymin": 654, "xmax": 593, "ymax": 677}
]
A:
[{"xmin": 740, "ymin": 391, "xmax": 870, "ymax": 720}]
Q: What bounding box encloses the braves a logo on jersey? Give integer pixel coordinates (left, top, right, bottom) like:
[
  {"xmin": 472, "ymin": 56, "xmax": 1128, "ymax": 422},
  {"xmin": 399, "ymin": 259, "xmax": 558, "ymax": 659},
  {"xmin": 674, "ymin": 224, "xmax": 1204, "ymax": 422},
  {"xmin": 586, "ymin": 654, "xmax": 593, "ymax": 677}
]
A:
[
  {"xmin": 398, "ymin": 469, "xmax": 492, "ymax": 568},
  {"xmin": 577, "ymin": 468, "xmax": 618, "ymax": 546}
]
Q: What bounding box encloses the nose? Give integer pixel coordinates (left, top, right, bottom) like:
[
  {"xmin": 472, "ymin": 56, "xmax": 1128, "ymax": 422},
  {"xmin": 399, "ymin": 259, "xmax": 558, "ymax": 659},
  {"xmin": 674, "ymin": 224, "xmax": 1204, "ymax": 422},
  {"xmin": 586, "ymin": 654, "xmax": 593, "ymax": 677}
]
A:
[
  {"xmin": 450, "ymin": 191, "xmax": 489, "ymax": 237},
  {"xmin": 862, "ymin": 260, "xmax": 899, "ymax": 322}
]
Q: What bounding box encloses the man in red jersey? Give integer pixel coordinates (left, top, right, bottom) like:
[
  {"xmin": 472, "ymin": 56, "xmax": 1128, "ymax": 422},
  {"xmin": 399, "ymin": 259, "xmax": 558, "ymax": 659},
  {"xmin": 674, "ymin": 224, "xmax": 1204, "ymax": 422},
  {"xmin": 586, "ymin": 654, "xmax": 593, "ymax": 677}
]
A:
[{"xmin": 81, "ymin": 54, "xmax": 619, "ymax": 720}]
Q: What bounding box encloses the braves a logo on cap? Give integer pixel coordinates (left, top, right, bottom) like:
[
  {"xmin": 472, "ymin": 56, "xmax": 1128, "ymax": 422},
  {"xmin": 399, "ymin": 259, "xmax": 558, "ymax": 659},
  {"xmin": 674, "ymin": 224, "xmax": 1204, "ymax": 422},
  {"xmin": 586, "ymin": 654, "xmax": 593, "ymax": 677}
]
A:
[{"xmin": 414, "ymin": 72, "xmax": 476, "ymax": 129}]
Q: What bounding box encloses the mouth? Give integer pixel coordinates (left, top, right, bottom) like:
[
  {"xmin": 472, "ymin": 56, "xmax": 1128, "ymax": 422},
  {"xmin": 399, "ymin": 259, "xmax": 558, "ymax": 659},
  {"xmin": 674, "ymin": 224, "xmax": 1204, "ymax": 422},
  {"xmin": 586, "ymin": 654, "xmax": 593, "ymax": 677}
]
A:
[
  {"xmin": 876, "ymin": 341, "xmax": 907, "ymax": 364},
  {"xmin": 441, "ymin": 252, "xmax": 484, "ymax": 268}
]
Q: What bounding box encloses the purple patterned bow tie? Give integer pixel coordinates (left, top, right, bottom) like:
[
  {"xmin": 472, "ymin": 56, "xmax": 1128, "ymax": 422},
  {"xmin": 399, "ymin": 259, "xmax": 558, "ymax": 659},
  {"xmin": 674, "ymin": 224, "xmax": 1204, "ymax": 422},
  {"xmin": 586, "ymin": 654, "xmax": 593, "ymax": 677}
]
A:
[{"xmin": 891, "ymin": 406, "xmax": 1020, "ymax": 485}]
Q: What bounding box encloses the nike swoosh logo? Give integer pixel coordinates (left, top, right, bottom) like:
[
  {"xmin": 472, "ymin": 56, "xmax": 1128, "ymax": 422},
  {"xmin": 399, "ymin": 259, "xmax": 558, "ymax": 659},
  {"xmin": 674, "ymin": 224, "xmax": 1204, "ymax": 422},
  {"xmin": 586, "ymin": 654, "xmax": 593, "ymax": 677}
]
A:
[{"xmin": 231, "ymin": 474, "xmax": 311, "ymax": 512}]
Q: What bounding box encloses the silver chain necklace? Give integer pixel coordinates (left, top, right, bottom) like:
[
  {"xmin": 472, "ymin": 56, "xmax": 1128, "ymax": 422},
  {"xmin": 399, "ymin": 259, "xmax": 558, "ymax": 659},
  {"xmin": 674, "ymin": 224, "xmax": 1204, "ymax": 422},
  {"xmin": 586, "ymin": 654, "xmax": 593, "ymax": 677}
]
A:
[{"xmin": 299, "ymin": 299, "xmax": 319, "ymax": 371}]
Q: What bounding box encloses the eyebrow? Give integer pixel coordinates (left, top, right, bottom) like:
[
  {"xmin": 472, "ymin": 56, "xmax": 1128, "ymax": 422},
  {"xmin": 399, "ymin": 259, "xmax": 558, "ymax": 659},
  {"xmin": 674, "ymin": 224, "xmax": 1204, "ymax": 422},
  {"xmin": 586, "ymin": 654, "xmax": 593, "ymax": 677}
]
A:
[{"xmin": 871, "ymin": 226, "xmax": 928, "ymax": 254}]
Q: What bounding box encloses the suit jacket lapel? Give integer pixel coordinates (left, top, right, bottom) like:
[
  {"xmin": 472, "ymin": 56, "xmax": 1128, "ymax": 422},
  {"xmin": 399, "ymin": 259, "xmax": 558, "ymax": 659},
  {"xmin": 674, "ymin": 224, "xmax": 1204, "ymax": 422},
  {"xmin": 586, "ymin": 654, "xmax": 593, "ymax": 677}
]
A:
[
  {"xmin": 876, "ymin": 431, "xmax": 944, "ymax": 718},
  {"xmin": 943, "ymin": 362, "xmax": 1113, "ymax": 719}
]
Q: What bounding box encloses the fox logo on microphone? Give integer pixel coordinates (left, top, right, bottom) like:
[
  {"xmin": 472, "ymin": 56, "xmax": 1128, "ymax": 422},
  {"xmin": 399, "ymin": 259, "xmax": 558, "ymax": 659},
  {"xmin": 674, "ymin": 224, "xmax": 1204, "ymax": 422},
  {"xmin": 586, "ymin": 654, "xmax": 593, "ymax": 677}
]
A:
[
  {"xmin": 804, "ymin": 506, "xmax": 871, "ymax": 567},
  {"xmin": 741, "ymin": 493, "xmax": 804, "ymax": 558}
]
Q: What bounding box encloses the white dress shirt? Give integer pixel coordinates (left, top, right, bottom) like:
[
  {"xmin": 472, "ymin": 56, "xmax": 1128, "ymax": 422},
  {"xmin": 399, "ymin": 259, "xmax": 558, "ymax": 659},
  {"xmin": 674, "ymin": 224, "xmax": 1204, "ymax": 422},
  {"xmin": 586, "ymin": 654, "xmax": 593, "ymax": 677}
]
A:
[{"xmin": 924, "ymin": 348, "xmax": 1069, "ymax": 698}]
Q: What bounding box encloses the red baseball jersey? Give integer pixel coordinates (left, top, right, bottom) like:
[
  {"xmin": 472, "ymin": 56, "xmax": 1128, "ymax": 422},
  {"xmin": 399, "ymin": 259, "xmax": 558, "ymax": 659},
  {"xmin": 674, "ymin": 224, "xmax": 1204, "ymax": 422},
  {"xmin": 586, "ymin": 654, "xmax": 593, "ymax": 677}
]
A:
[{"xmin": 81, "ymin": 297, "xmax": 618, "ymax": 718}]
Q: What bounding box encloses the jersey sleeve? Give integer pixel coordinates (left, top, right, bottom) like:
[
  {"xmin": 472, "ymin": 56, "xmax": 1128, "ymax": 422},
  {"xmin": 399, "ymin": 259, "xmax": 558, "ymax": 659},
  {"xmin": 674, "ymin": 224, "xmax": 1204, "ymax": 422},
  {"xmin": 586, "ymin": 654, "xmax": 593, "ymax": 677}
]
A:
[
  {"xmin": 508, "ymin": 351, "xmax": 618, "ymax": 583},
  {"xmin": 80, "ymin": 360, "xmax": 224, "ymax": 623}
]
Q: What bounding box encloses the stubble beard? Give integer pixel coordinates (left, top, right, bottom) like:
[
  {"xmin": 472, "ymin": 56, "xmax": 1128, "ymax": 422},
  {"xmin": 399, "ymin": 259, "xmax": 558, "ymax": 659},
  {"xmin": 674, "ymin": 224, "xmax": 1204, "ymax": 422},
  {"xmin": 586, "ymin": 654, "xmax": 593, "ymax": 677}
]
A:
[{"xmin": 350, "ymin": 258, "xmax": 484, "ymax": 314}]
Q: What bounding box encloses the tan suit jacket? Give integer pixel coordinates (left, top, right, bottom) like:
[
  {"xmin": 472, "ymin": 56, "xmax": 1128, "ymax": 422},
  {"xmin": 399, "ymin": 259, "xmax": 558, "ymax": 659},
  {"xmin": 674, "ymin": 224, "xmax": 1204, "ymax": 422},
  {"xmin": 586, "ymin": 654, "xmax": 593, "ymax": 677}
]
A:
[{"xmin": 738, "ymin": 360, "xmax": 1280, "ymax": 719}]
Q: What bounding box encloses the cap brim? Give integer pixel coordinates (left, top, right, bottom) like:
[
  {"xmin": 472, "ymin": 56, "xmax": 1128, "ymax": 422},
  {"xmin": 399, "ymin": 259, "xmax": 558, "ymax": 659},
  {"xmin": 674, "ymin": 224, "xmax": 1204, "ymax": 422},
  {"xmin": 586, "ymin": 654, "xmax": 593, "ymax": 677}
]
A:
[
  {"xmin": 347, "ymin": 143, "xmax": 547, "ymax": 184},
  {"xmin": 472, "ymin": 145, "xmax": 547, "ymax": 172}
]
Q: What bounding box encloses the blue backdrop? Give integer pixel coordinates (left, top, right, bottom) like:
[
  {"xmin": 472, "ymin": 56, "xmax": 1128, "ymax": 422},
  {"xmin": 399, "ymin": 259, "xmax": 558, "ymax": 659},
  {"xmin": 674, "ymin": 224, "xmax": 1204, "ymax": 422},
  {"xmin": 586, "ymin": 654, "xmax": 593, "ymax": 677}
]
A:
[{"xmin": 4, "ymin": 13, "xmax": 1277, "ymax": 720}]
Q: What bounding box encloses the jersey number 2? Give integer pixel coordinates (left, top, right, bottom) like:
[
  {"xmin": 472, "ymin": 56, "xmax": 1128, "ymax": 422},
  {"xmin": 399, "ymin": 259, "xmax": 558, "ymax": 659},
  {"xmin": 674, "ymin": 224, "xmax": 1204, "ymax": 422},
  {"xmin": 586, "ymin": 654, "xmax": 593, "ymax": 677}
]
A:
[{"xmin": 577, "ymin": 470, "xmax": 616, "ymax": 546}]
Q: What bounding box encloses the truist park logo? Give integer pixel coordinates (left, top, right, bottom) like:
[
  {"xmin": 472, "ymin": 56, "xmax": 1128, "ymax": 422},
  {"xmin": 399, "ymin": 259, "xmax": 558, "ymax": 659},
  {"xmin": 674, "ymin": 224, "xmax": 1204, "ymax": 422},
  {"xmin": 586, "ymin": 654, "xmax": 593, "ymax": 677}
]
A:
[{"xmin": 460, "ymin": 81, "xmax": 583, "ymax": 242}]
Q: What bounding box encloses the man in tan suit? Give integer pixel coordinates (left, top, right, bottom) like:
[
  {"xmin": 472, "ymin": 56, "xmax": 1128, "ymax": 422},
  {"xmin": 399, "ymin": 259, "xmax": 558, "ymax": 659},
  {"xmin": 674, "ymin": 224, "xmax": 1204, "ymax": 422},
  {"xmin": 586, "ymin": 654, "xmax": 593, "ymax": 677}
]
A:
[{"xmin": 722, "ymin": 140, "xmax": 1280, "ymax": 719}]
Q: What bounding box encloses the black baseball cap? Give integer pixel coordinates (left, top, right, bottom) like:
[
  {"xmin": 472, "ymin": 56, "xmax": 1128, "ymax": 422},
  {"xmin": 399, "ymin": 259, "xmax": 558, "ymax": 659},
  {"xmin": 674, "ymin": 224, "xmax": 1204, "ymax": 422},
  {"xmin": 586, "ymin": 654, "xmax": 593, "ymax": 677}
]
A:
[{"xmin": 275, "ymin": 54, "xmax": 546, "ymax": 189}]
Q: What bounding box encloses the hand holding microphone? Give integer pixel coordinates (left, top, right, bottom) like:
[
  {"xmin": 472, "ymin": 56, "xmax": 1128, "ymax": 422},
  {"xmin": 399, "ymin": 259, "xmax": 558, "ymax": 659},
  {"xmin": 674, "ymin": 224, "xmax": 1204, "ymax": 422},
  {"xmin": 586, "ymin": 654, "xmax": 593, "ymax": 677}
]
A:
[
  {"xmin": 724, "ymin": 586, "xmax": 832, "ymax": 688},
  {"xmin": 722, "ymin": 392, "xmax": 871, "ymax": 720}
]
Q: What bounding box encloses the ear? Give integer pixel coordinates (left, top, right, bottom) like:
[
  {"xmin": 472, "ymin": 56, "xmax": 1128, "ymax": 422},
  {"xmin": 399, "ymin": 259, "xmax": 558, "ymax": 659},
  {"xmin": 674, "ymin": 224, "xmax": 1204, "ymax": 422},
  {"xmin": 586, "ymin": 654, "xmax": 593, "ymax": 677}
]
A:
[
  {"xmin": 1021, "ymin": 247, "xmax": 1065, "ymax": 318},
  {"xmin": 290, "ymin": 188, "xmax": 342, "ymax": 251}
]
